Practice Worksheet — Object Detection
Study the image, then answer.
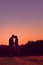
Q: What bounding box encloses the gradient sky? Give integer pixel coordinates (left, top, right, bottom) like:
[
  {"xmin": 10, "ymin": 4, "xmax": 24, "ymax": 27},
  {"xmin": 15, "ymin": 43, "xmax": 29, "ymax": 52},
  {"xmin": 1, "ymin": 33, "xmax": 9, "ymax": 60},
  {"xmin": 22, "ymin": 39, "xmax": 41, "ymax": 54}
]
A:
[{"xmin": 0, "ymin": 0, "xmax": 43, "ymax": 45}]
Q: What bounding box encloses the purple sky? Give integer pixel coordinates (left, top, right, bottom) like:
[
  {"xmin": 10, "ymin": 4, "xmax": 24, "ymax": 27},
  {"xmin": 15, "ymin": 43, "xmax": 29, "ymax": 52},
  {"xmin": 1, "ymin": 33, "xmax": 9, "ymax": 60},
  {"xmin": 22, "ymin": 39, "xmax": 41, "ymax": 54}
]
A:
[{"xmin": 0, "ymin": 0, "xmax": 43, "ymax": 45}]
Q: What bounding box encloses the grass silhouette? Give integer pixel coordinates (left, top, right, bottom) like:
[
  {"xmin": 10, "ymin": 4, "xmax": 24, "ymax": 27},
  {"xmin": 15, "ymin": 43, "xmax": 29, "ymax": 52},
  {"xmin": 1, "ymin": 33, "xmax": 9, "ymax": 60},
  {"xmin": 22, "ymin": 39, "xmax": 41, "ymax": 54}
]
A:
[{"xmin": 0, "ymin": 56, "xmax": 43, "ymax": 65}]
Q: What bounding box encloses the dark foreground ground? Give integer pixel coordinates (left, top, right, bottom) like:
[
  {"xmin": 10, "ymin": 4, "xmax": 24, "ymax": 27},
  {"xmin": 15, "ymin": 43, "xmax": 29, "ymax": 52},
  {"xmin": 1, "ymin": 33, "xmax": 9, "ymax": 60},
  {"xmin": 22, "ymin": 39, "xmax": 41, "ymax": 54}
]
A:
[
  {"xmin": 0, "ymin": 40, "xmax": 43, "ymax": 57},
  {"xmin": 0, "ymin": 56, "xmax": 43, "ymax": 65}
]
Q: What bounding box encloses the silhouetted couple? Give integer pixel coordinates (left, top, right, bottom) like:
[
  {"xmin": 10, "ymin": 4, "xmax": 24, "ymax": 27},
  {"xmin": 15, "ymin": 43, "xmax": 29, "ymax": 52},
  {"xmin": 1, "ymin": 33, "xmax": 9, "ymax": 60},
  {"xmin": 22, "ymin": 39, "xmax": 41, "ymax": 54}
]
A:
[
  {"xmin": 9, "ymin": 35, "xmax": 18, "ymax": 47},
  {"xmin": 9, "ymin": 35, "xmax": 20, "ymax": 55}
]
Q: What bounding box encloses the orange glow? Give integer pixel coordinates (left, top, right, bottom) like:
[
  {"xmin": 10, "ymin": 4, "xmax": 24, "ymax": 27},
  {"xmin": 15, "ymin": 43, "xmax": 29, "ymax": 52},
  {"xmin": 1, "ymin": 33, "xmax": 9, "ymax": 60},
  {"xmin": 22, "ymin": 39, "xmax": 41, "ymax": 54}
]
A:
[
  {"xmin": 0, "ymin": 20, "xmax": 43, "ymax": 45},
  {"xmin": 0, "ymin": 27, "xmax": 43, "ymax": 45}
]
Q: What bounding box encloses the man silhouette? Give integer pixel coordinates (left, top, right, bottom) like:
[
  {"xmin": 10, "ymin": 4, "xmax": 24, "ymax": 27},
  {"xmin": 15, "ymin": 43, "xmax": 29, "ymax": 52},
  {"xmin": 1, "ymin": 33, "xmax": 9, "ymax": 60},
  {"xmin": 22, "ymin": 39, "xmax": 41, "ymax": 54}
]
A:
[{"xmin": 9, "ymin": 35, "xmax": 15, "ymax": 47}]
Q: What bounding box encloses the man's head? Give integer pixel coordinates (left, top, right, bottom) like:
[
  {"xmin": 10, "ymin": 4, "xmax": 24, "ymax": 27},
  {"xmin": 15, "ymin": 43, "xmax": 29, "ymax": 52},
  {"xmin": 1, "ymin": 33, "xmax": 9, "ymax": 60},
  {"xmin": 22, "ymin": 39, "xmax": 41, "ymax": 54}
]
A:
[
  {"xmin": 12, "ymin": 35, "xmax": 17, "ymax": 39},
  {"xmin": 12, "ymin": 35, "xmax": 15, "ymax": 38}
]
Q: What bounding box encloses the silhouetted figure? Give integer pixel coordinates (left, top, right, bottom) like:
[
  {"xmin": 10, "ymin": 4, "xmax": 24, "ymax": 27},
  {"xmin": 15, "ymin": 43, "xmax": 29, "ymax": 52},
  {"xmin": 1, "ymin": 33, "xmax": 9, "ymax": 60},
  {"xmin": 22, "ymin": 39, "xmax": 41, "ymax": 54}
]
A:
[
  {"xmin": 9, "ymin": 35, "xmax": 15, "ymax": 47},
  {"xmin": 13, "ymin": 35, "xmax": 20, "ymax": 56},
  {"xmin": 9, "ymin": 35, "xmax": 20, "ymax": 56},
  {"xmin": 15, "ymin": 36, "xmax": 18, "ymax": 46},
  {"xmin": 9, "ymin": 35, "xmax": 19, "ymax": 47}
]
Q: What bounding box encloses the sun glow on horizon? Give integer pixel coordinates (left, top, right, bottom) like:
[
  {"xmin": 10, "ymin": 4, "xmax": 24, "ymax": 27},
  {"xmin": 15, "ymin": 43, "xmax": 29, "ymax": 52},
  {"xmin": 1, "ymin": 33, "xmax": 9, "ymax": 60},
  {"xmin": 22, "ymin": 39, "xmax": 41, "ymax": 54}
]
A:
[{"xmin": 0, "ymin": 29, "xmax": 43, "ymax": 45}]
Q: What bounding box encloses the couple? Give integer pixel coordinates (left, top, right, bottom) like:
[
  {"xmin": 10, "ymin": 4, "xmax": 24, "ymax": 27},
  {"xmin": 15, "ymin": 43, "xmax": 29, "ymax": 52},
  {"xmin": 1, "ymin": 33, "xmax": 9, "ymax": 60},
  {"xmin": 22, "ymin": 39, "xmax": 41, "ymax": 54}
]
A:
[
  {"xmin": 9, "ymin": 35, "xmax": 18, "ymax": 47},
  {"xmin": 9, "ymin": 35, "xmax": 20, "ymax": 55}
]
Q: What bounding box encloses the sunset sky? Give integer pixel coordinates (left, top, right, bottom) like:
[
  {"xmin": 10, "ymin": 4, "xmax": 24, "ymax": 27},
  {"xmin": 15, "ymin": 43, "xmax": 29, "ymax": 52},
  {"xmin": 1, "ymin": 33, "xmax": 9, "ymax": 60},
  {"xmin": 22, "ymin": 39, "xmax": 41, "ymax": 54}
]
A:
[{"xmin": 0, "ymin": 0, "xmax": 43, "ymax": 45}]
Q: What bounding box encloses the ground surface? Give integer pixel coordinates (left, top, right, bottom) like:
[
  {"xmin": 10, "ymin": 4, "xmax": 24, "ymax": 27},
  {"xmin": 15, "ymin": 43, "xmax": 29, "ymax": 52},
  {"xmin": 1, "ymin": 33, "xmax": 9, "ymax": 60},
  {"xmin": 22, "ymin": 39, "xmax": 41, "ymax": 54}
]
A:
[{"xmin": 0, "ymin": 56, "xmax": 43, "ymax": 65}]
